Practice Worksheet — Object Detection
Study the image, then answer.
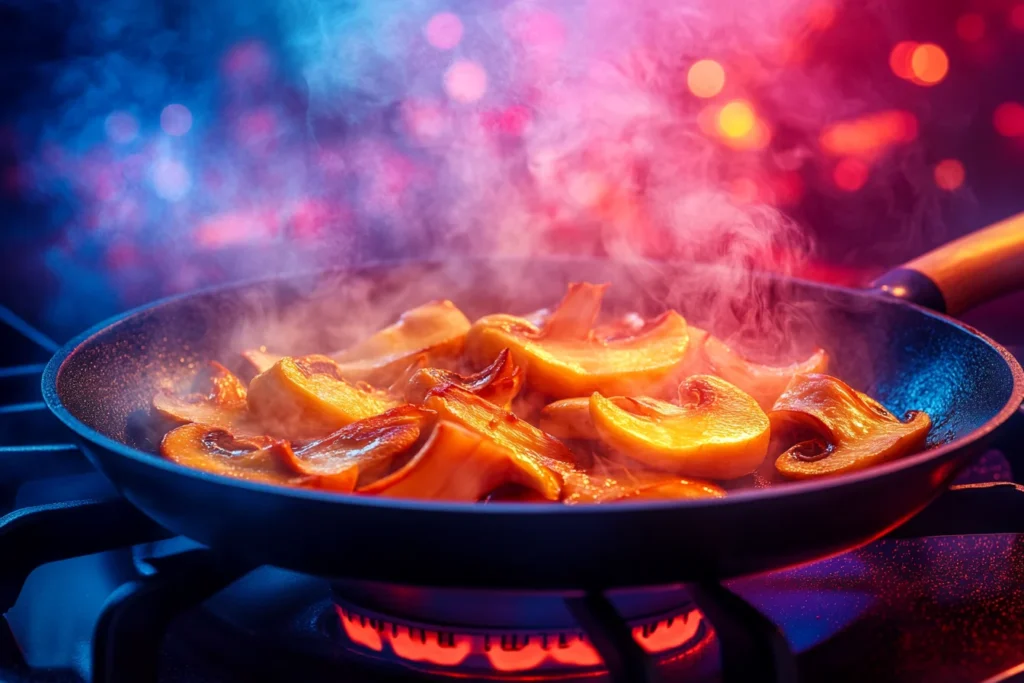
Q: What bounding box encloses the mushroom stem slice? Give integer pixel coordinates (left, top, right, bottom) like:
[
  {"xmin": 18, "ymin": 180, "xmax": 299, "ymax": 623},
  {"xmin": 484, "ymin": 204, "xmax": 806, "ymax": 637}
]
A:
[
  {"xmin": 589, "ymin": 375, "xmax": 771, "ymax": 480},
  {"xmin": 247, "ymin": 355, "xmax": 401, "ymax": 440},
  {"xmin": 702, "ymin": 335, "xmax": 829, "ymax": 410},
  {"xmin": 280, "ymin": 405, "xmax": 434, "ymax": 492},
  {"xmin": 771, "ymin": 374, "xmax": 931, "ymax": 479},
  {"xmin": 331, "ymin": 300, "xmax": 472, "ymax": 383},
  {"xmin": 405, "ymin": 348, "xmax": 523, "ymax": 408},
  {"xmin": 160, "ymin": 423, "xmax": 303, "ymax": 484},
  {"xmin": 540, "ymin": 282, "xmax": 608, "ymax": 340},
  {"xmin": 153, "ymin": 361, "xmax": 253, "ymax": 431},
  {"xmin": 361, "ymin": 421, "xmax": 561, "ymax": 502},
  {"xmin": 424, "ymin": 385, "xmax": 577, "ymax": 477}
]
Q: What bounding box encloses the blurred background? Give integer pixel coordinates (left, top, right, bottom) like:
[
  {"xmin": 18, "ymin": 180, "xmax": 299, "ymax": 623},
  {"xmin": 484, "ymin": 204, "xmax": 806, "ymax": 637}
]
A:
[{"xmin": 1, "ymin": 0, "xmax": 1023, "ymax": 341}]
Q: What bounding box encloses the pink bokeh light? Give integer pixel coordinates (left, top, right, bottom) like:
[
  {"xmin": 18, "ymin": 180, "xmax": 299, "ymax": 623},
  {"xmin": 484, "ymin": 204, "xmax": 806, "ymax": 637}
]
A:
[
  {"xmin": 424, "ymin": 13, "xmax": 463, "ymax": 50},
  {"xmin": 444, "ymin": 60, "xmax": 488, "ymax": 103},
  {"xmin": 160, "ymin": 104, "xmax": 193, "ymax": 136}
]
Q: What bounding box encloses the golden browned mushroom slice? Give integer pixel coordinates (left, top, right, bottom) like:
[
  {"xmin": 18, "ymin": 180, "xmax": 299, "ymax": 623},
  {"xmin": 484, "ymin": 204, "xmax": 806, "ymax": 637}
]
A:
[
  {"xmin": 241, "ymin": 348, "xmax": 283, "ymax": 375},
  {"xmin": 770, "ymin": 374, "xmax": 931, "ymax": 479},
  {"xmin": 466, "ymin": 283, "xmax": 690, "ymax": 399},
  {"xmin": 361, "ymin": 421, "xmax": 561, "ymax": 502},
  {"xmin": 563, "ymin": 470, "xmax": 726, "ymax": 504},
  {"xmin": 424, "ymin": 385, "xmax": 577, "ymax": 477},
  {"xmin": 153, "ymin": 361, "xmax": 252, "ymax": 431},
  {"xmin": 247, "ymin": 355, "xmax": 401, "ymax": 440},
  {"xmin": 404, "ymin": 348, "xmax": 523, "ymax": 408},
  {"xmin": 589, "ymin": 375, "xmax": 771, "ymax": 479},
  {"xmin": 700, "ymin": 335, "xmax": 829, "ymax": 410},
  {"xmin": 278, "ymin": 405, "xmax": 433, "ymax": 492},
  {"xmin": 160, "ymin": 423, "xmax": 304, "ymax": 484},
  {"xmin": 539, "ymin": 396, "xmax": 635, "ymax": 440},
  {"xmin": 331, "ymin": 300, "xmax": 472, "ymax": 383}
]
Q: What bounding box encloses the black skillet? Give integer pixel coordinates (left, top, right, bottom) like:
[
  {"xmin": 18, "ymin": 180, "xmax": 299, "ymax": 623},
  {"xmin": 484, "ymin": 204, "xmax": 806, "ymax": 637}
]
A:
[{"xmin": 42, "ymin": 214, "xmax": 1024, "ymax": 589}]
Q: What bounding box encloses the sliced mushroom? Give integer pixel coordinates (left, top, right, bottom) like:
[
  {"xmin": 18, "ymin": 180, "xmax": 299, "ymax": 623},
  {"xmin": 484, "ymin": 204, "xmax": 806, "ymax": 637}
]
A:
[
  {"xmin": 331, "ymin": 300, "xmax": 472, "ymax": 383},
  {"xmin": 160, "ymin": 423, "xmax": 303, "ymax": 484},
  {"xmin": 405, "ymin": 348, "xmax": 523, "ymax": 408},
  {"xmin": 466, "ymin": 283, "xmax": 690, "ymax": 399},
  {"xmin": 770, "ymin": 373, "xmax": 931, "ymax": 479},
  {"xmin": 701, "ymin": 335, "xmax": 829, "ymax": 410},
  {"xmin": 539, "ymin": 396, "xmax": 634, "ymax": 440},
  {"xmin": 241, "ymin": 348, "xmax": 283, "ymax": 375},
  {"xmin": 424, "ymin": 385, "xmax": 577, "ymax": 476},
  {"xmin": 589, "ymin": 375, "xmax": 771, "ymax": 479},
  {"xmin": 279, "ymin": 405, "xmax": 434, "ymax": 492},
  {"xmin": 361, "ymin": 421, "xmax": 561, "ymax": 502},
  {"xmin": 563, "ymin": 470, "xmax": 726, "ymax": 504},
  {"xmin": 153, "ymin": 361, "xmax": 253, "ymax": 432},
  {"xmin": 247, "ymin": 355, "xmax": 401, "ymax": 440}
]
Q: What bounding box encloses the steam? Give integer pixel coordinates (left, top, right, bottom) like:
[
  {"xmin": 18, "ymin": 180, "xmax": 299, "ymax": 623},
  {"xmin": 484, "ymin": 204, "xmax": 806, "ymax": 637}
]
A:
[{"xmin": 21, "ymin": 0, "xmax": 855, "ymax": 357}]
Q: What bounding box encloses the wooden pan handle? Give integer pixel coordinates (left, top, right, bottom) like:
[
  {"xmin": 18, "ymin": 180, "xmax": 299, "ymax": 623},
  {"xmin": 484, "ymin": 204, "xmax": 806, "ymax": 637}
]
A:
[{"xmin": 873, "ymin": 212, "xmax": 1024, "ymax": 316}]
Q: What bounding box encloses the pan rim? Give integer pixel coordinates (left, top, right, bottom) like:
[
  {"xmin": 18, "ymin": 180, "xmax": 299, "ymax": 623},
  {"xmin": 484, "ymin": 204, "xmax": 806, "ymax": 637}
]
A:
[{"xmin": 41, "ymin": 259, "xmax": 1024, "ymax": 516}]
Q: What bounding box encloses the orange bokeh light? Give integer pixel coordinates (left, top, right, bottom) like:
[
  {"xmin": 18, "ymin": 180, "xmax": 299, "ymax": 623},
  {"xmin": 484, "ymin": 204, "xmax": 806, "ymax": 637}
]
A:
[
  {"xmin": 955, "ymin": 13, "xmax": 985, "ymax": 42},
  {"xmin": 889, "ymin": 41, "xmax": 919, "ymax": 80},
  {"xmin": 910, "ymin": 43, "xmax": 949, "ymax": 86},
  {"xmin": 934, "ymin": 159, "xmax": 965, "ymax": 191},
  {"xmin": 994, "ymin": 102, "xmax": 1024, "ymax": 137},
  {"xmin": 718, "ymin": 100, "xmax": 756, "ymax": 138},
  {"xmin": 819, "ymin": 110, "xmax": 917, "ymax": 160},
  {"xmin": 833, "ymin": 158, "xmax": 869, "ymax": 192},
  {"xmin": 687, "ymin": 59, "xmax": 726, "ymax": 98}
]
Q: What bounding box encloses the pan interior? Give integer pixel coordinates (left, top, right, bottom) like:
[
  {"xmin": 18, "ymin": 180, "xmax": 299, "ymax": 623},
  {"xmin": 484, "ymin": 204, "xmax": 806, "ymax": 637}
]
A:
[{"xmin": 54, "ymin": 259, "xmax": 1018, "ymax": 476}]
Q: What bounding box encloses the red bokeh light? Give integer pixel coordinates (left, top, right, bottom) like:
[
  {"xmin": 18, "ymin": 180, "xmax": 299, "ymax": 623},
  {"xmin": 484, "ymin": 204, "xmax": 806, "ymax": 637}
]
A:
[
  {"xmin": 994, "ymin": 102, "xmax": 1024, "ymax": 137},
  {"xmin": 933, "ymin": 159, "xmax": 965, "ymax": 191},
  {"xmin": 1011, "ymin": 4, "xmax": 1024, "ymax": 31},
  {"xmin": 833, "ymin": 158, "xmax": 869, "ymax": 191},
  {"xmin": 819, "ymin": 110, "xmax": 917, "ymax": 160},
  {"xmin": 889, "ymin": 41, "xmax": 919, "ymax": 80},
  {"xmin": 955, "ymin": 14, "xmax": 985, "ymax": 42}
]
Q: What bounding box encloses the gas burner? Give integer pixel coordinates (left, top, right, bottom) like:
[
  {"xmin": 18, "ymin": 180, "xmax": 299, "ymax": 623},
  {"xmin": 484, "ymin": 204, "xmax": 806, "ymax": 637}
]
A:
[{"xmin": 330, "ymin": 583, "xmax": 713, "ymax": 680}]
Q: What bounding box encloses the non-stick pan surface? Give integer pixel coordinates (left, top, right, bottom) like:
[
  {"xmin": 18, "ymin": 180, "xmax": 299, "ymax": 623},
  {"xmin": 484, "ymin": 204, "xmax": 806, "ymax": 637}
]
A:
[{"xmin": 43, "ymin": 258, "xmax": 1024, "ymax": 589}]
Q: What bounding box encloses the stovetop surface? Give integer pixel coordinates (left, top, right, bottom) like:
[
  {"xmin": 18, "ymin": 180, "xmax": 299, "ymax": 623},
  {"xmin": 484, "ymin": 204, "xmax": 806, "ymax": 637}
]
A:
[{"xmin": 3, "ymin": 289, "xmax": 1024, "ymax": 683}]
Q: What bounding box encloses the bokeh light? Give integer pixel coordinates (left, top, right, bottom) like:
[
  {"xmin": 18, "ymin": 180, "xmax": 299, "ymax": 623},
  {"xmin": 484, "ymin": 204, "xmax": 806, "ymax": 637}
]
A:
[
  {"xmin": 994, "ymin": 102, "xmax": 1024, "ymax": 137},
  {"xmin": 955, "ymin": 14, "xmax": 985, "ymax": 42},
  {"xmin": 151, "ymin": 159, "xmax": 191, "ymax": 201},
  {"xmin": 718, "ymin": 100, "xmax": 756, "ymax": 139},
  {"xmin": 730, "ymin": 177, "xmax": 759, "ymax": 203},
  {"xmin": 889, "ymin": 41, "xmax": 919, "ymax": 80},
  {"xmin": 444, "ymin": 60, "xmax": 488, "ymax": 103},
  {"xmin": 1012, "ymin": 4, "xmax": 1024, "ymax": 31},
  {"xmin": 160, "ymin": 104, "xmax": 193, "ymax": 136},
  {"xmin": 104, "ymin": 111, "xmax": 139, "ymax": 145},
  {"xmin": 687, "ymin": 60, "xmax": 726, "ymax": 99},
  {"xmin": 833, "ymin": 158, "xmax": 869, "ymax": 191},
  {"xmin": 424, "ymin": 13, "xmax": 463, "ymax": 51},
  {"xmin": 819, "ymin": 110, "xmax": 917, "ymax": 159},
  {"xmin": 934, "ymin": 159, "xmax": 965, "ymax": 190},
  {"xmin": 910, "ymin": 44, "xmax": 949, "ymax": 86}
]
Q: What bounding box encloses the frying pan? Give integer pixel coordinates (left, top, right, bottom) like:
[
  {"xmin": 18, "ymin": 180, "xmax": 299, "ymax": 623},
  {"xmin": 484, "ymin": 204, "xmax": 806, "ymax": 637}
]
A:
[{"xmin": 42, "ymin": 214, "xmax": 1024, "ymax": 590}]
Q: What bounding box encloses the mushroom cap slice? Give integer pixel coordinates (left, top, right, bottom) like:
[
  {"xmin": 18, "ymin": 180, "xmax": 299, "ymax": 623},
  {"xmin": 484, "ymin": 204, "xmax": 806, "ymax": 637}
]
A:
[
  {"xmin": 361, "ymin": 421, "xmax": 561, "ymax": 502},
  {"xmin": 466, "ymin": 283, "xmax": 690, "ymax": 399},
  {"xmin": 405, "ymin": 348, "xmax": 523, "ymax": 408},
  {"xmin": 701, "ymin": 335, "xmax": 829, "ymax": 410},
  {"xmin": 331, "ymin": 300, "xmax": 472, "ymax": 383},
  {"xmin": 247, "ymin": 355, "xmax": 401, "ymax": 440},
  {"xmin": 771, "ymin": 373, "xmax": 931, "ymax": 479},
  {"xmin": 153, "ymin": 361, "xmax": 255, "ymax": 432},
  {"xmin": 589, "ymin": 375, "xmax": 771, "ymax": 480},
  {"xmin": 279, "ymin": 405, "xmax": 433, "ymax": 492},
  {"xmin": 424, "ymin": 385, "xmax": 577, "ymax": 475},
  {"xmin": 160, "ymin": 423, "xmax": 304, "ymax": 485}
]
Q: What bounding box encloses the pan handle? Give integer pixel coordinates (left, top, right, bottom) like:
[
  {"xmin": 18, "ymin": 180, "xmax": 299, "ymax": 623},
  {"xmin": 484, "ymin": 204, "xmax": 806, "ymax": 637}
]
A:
[{"xmin": 872, "ymin": 211, "xmax": 1024, "ymax": 316}]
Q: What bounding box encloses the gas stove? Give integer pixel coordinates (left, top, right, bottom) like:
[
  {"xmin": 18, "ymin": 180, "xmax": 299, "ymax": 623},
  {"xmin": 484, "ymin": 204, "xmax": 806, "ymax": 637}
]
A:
[{"xmin": 4, "ymin": 295, "xmax": 1024, "ymax": 683}]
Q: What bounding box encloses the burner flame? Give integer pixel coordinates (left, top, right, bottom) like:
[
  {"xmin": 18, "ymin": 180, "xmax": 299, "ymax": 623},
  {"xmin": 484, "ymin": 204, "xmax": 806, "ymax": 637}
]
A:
[{"xmin": 335, "ymin": 604, "xmax": 709, "ymax": 677}]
